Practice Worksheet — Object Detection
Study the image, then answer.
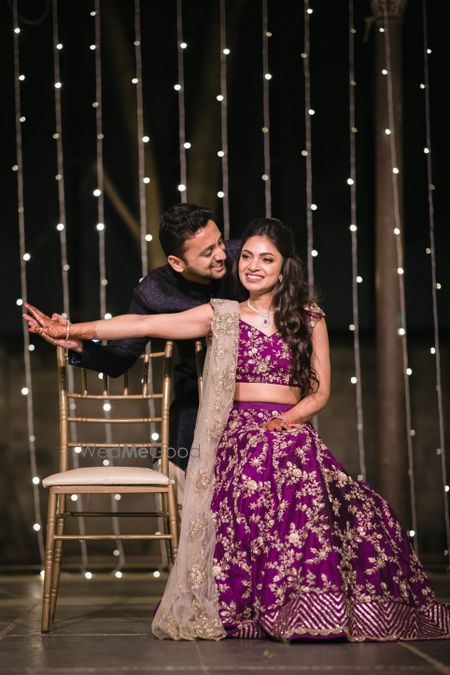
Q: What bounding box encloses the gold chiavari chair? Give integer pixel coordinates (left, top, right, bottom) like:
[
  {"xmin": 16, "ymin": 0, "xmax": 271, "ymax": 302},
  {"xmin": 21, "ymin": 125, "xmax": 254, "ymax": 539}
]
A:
[{"xmin": 40, "ymin": 343, "xmax": 178, "ymax": 633}]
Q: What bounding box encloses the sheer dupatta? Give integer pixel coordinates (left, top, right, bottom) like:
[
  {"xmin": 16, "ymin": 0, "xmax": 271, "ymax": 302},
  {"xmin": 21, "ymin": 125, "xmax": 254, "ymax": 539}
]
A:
[{"xmin": 152, "ymin": 299, "xmax": 240, "ymax": 640}]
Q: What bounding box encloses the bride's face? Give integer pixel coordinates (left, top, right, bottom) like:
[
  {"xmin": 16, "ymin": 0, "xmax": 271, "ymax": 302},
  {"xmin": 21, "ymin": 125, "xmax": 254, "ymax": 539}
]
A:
[{"xmin": 238, "ymin": 236, "xmax": 283, "ymax": 294}]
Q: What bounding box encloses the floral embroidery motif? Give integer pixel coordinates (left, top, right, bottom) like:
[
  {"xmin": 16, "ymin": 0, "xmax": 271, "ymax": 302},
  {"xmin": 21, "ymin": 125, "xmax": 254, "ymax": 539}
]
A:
[
  {"xmin": 189, "ymin": 518, "xmax": 204, "ymax": 541},
  {"xmin": 188, "ymin": 565, "xmax": 207, "ymax": 590},
  {"xmin": 236, "ymin": 321, "xmax": 295, "ymax": 386},
  {"xmin": 209, "ymin": 403, "xmax": 448, "ymax": 641},
  {"xmin": 236, "ymin": 304, "xmax": 325, "ymax": 387},
  {"xmin": 207, "ymin": 302, "xmax": 240, "ymax": 441},
  {"xmin": 195, "ymin": 470, "xmax": 210, "ymax": 492}
]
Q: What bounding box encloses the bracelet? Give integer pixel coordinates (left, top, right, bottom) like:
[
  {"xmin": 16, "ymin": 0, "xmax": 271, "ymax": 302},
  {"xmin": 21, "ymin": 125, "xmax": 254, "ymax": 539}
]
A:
[{"xmin": 65, "ymin": 320, "xmax": 71, "ymax": 341}]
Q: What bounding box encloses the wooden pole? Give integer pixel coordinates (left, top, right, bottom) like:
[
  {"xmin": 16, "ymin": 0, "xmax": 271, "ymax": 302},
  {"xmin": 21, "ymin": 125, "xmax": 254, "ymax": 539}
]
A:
[{"xmin": 371, "ymin": 0, "xmax": 409, "ymax": 525}]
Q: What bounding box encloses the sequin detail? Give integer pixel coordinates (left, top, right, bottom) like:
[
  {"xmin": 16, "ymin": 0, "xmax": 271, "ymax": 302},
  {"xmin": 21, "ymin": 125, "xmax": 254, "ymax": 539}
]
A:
[
  {"xmin": 236, "ymin": 304, "xmax": 325, "ymax": 386},
  {"xmin": 210, "ymin": 402, "xmax": 450, "ymax": 641}
]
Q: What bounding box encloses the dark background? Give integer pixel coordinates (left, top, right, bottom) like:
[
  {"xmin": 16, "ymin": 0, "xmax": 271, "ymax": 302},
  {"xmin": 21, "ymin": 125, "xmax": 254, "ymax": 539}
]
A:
[
  {"xmin": 0, "ymin": 0, "xmax": 448, "ymax": 332},
  {"xmin": 0, "ymin": 0, "xmax": 449, "ymax": 566}
]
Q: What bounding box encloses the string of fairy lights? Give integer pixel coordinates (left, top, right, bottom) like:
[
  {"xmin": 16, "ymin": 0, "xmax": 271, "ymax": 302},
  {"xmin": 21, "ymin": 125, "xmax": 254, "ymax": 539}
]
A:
[
  {"xmin": 421, "ymin": 1, "xmax": 450, "ymax": 566},
  {"xmin": 12, "ymin": 0, "xmax": 45, "ymax": 566},
  {"xmin": 347, "ymin": 0, "xmax": 367, "ymax": 482},
  {"xmin": 381, "ymin": 6, "xmax": 418, "ymax": 549},
  {"xmin": 132, "ymin": 0, "xmax": 157, "ymax": 422},
  {"xmin": 52, "ymin": 3, "xmax": 70, "ymax": 321},
  {"xmin": 302, "ymin": 0, "xmax": 316, "ymax": 290},
  {"xmin": 261, "ymin": 0, "xmax": 271, "ymax": 217},
  {"xmin": 219, "ymin": 0, "xmax": 230, "ymax": 238},
  {"xmin": 93, "ymin": 1, "xmax": 127, "ymax": 575},
  {"xmin": 175, "ymin": 0, "xmax": 188, "ymax": 201},
  {"xmin": 93, "ymin": 2, "xmax": 107, "ymax": 321},
  {"xmin": 52, "ymin": 0, "xmax": 90, "ymax": 572},
  {"xmin": 134, "ymin": 0, "xmax": 149, "ymax": 279},
  {"xmin": 301, "ymin": 1, "xmax": 319, "ymax": 434},
  {"xmin": 132, "ymin": 0, "xmax": 160, "ymax": 571}
]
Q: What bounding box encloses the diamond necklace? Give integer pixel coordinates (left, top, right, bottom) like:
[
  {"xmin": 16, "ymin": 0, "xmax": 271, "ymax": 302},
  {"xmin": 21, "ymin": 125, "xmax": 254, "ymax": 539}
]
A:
[{"xmin": 246, "ymin": 300, "xmax": 274, "ymax": 326}]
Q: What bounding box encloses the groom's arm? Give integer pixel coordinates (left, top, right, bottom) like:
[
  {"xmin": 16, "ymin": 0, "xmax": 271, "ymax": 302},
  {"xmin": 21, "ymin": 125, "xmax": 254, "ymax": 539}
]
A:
[
  {"xmin": 68, "ymin": 265, "xmax": 185, "ymax": 377},
  {"xmin": 67, "ymin": 241, "xmax": 241, "ymax": 378},
  {"xmin": 68, "ymin": 285, "xmax": 152, "ymax": 378}
]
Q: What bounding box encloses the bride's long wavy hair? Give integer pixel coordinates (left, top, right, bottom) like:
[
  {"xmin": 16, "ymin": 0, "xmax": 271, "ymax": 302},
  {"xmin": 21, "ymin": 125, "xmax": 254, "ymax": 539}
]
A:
[{"xmin": 233, "ymin": 217, "xmax": 319, "ymax": 396}]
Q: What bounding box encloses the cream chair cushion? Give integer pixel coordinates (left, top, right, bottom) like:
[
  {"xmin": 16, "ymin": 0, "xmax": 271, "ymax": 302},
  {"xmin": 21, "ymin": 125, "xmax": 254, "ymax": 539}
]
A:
[{"xmin": 42, "ymin": 466, "xmax": 171, "ymax": 487}]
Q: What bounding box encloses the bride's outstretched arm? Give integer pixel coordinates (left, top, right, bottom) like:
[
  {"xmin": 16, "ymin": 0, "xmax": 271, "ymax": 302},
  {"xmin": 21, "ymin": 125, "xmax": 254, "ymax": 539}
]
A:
[{"xmin": 23, "ymin": 302, "xmax": 213, "ymax": 341}]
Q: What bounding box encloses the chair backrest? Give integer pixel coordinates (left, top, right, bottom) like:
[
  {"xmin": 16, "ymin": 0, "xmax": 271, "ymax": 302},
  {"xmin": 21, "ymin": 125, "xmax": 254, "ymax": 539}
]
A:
[{"xmin": 56, "ymin": 343, "xmax": 173, "ymax": 477}]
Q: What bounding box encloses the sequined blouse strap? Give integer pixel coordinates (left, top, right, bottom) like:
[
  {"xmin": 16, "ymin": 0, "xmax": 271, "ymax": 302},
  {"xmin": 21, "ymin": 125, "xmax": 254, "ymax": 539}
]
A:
[{"xmin": 304, "ymin": 302, "xmax": 325, "ymax": 330}]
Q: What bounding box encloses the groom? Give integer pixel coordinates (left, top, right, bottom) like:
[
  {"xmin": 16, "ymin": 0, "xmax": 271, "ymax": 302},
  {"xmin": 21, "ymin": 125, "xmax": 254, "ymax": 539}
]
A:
[{"xmin": 44, "ymin": 203, "xmax": 240, "ymax": 482}]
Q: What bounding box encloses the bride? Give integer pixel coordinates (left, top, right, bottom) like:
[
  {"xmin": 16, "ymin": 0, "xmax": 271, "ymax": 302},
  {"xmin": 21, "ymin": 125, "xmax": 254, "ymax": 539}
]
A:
[{"xmin": 24, "ymin": 218, "xmax": 449, "ymax": 642}]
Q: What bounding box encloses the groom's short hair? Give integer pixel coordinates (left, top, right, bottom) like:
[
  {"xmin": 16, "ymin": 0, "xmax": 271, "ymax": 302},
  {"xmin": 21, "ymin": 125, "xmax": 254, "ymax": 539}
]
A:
[{"xmin": 159, "ymin": 203, "xmax": 214, "ymax": 259}]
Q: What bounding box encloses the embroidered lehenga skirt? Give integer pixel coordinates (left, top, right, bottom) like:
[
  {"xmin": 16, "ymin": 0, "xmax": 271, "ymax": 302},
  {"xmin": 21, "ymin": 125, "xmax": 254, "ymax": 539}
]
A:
[{"xmin": 210, "ymin": 401, "xmax": 450, "ymax": 642}]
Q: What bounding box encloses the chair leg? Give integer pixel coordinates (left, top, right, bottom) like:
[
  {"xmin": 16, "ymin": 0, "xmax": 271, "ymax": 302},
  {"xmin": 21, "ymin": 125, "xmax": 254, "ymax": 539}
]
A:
[
  {"xmin": 49, "ymin": 493, "xmax": 65, "ymax": 624},
  {"xmin": 41, "ymin": 489, "xmax": 58, "ymax": 633},
  {"xmin": 161, "ymin": 492, "xmax": 172, "ymax": 566},
  {"xmin": 154, "ymin": 492, "xmax": 168, "ymax": 569},
  {"xmin": 167, "ymin": 485, "xmax": 179, "ymax": 565}
]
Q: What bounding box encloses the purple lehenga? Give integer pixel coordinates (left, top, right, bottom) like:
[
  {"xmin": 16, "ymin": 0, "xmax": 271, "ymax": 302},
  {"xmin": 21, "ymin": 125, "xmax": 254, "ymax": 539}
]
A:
[
  {"xmin": 152, "ymin": 300, "xmax": 449, "ymax": 642},
  {"xmin": 209, "ymin": 310, "xmax": 450, "ymax": 641}
]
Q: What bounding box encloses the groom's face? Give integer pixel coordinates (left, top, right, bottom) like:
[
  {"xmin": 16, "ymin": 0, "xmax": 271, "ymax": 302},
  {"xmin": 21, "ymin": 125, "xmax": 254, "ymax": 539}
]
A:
[{"xmin": 168, "ymin": 220, "xmax": 227, "ymax": 285}]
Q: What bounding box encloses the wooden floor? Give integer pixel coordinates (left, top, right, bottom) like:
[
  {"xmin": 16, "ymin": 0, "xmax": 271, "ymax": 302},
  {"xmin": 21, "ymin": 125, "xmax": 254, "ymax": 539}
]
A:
[{"xmin": 0, "ymin": 572, "xmax": 449, "ymax": 675}]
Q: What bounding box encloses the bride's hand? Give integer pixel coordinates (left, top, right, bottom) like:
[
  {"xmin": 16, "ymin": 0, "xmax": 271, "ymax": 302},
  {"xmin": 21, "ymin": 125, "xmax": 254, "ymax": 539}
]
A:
[
  {"xmin": 23, "ymin": 303, "xmax": 68, "ymax": 340},
  {"xmin": 263, "ymin": 415, "xmax": 295, "ymax": 431},
  {"xmin": 30, "ymin": 310, "xmax": 83, "ymax": 351}
]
